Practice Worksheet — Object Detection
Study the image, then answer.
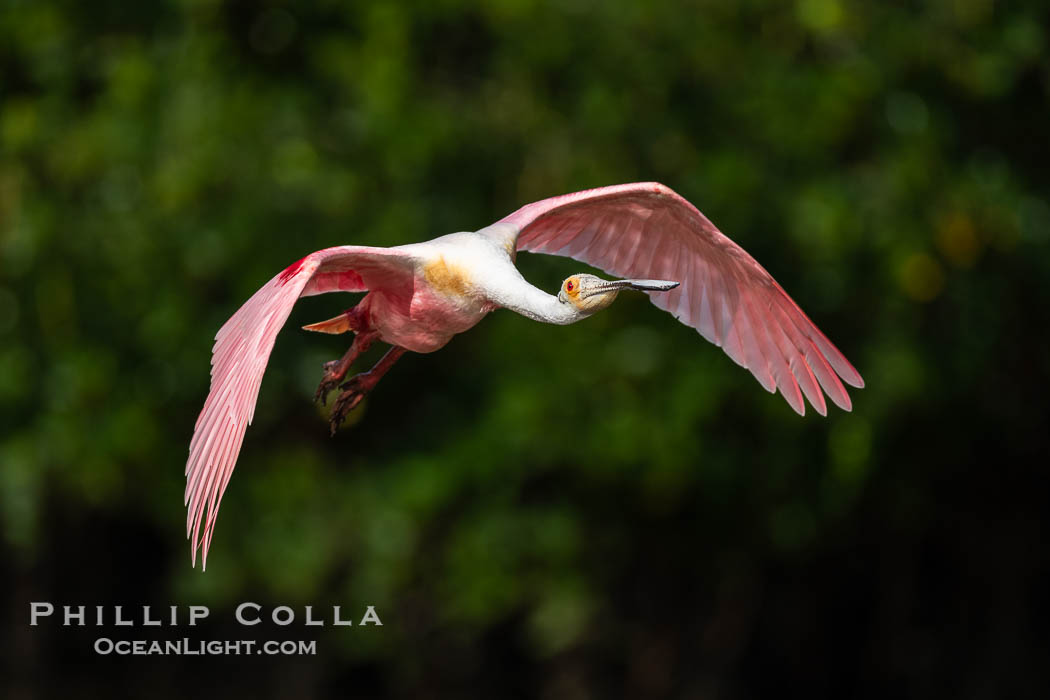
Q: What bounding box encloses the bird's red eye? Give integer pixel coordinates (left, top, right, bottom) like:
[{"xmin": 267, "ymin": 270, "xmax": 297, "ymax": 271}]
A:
[{"xmin": 567, "ymin": 281, "xmax": 574, "ymax": 291}]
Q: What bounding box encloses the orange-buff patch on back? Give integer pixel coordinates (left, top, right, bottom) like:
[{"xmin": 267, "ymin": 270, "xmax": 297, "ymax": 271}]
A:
[{"xmin": 423, "ymin": 257, "xmax": 472, "ymax": 297}]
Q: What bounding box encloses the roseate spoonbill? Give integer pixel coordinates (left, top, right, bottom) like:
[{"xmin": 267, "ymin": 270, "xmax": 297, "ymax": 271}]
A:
[{"xmin": 185, "ymin": 182, "xmax": 864, "ymax": 568}]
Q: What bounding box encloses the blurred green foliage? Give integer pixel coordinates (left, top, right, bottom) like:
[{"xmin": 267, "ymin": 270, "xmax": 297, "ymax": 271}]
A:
[{"xmin": 2, "ymin": 0, "xmax": 1049, "ymax": 696}]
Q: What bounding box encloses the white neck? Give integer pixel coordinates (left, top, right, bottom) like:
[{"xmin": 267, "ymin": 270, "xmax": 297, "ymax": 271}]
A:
[
  {"xmin": 486, "ymin": 271, "xmax": 583, "ymax": 325},
  {"xmin": 509, "ymin": 286, "xmax": 582, "ymax": 325}
]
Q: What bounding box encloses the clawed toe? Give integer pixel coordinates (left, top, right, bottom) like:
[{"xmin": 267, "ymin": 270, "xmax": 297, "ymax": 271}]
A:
[
  {"xmin": 314, "ymin": 361, "xmax": 346, "ymax": 405},
  {"xmin": 315, "ymin": 377, "xmax": 340, "ymax": 406},
  {"xmin": 317, "ymin": 345, "xmax": 404, "ymax": 436},
  {"xmin": 328, "ymin": 378, "xmax": 370, "ymax": 436}
]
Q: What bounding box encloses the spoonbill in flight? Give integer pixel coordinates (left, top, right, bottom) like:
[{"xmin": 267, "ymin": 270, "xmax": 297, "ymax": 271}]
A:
[{"xmin": 185, "ymin": 182, "xmax": 864, "ymax": 567}]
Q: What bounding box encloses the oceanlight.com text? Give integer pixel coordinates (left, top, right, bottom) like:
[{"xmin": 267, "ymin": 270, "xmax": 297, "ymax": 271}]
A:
[{"xmin": 93, "ymin": 638, "xmax": 317, "ymax": 656}]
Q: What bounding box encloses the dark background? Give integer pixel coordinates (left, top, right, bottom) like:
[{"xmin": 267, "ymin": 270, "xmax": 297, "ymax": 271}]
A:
[{"xmin": 2, "ymin": 0, "xmax": 1049, "ymax": 697}]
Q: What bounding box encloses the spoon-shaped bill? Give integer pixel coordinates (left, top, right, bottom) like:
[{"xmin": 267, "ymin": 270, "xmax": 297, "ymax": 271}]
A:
[{"xmin": 608, "ymin": 279, "xmax": 680, "ymax": 292}]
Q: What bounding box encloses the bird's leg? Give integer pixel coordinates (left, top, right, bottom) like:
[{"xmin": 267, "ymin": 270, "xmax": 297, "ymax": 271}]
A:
[
  {"xmin": 314, "ymin": 331, "xmax": 377, "ymax": 405},
  {"xmin": 329, "ymin": 346, "xmax": 407, "ymax": 435}
]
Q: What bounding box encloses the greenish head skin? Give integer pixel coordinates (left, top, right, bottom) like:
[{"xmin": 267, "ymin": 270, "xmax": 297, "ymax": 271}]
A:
[{"xmin": 557, "ymin": 273, "xmax": 679, "ymax": 316}]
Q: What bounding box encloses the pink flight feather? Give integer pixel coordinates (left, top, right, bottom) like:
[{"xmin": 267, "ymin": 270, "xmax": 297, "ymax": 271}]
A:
[
  {"xmin": 502, "ymin": 182, "xmax": 864, "ymax": 415},
  {"xmin": 184, "ymin": 246, "xmax": 412, "ymax": 569}
]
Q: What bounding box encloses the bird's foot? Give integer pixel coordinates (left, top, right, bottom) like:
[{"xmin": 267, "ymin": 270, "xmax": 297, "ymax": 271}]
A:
[
  {"xmin": 314, "ymin": 360, "xmax": 345, "ymax": 406},
  {"xmin": 328, "ymin": 374, "xmax": 376, "ymax": 436}
]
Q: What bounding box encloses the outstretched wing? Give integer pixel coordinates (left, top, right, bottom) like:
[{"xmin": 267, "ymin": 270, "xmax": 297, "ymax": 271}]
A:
[
  {"xmin": 500, "ymin": 182, "xmax": 864, "ymax": 415},
  {"xmin": 185, "ymin": 245, "xmax": 415, "ymax": 569}
]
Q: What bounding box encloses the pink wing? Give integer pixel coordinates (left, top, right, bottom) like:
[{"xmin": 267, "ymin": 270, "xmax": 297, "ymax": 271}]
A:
[
  {"xmin": 185, "ymin": 245, "xmax": 414, "ymax": 569},
  {"xmin": 501, "ymin": 182, "xmax": 864, "ymax": 415}
]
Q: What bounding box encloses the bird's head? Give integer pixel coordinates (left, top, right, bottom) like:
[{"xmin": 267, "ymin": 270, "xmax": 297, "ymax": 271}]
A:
[{"xmin": 557, "ymin": 273, "xmax": 679, "ymax": 315}]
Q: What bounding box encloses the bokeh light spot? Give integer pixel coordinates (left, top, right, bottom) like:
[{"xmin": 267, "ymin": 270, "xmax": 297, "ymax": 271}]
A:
[
  {"xmin": 829, "ymin": 416, "xmax": 872, "ymax": 483},
  {"xmin": 796, "ymin": 0, "xmax": 844, "ymax": 34},
  {"xmin": 935, "ymin": 212, "xmax": 981, "ymax": 268},
  {"xmin": 898, "ymin": 253, "xmax": 945, "ymax": 302},
  {"xmin": 1, "ymin": 99, "xmax": 39, "ymax": 151},
  {"xmin": 886, "ymin": 92, "xmax": 929, "ymax": 134}
]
